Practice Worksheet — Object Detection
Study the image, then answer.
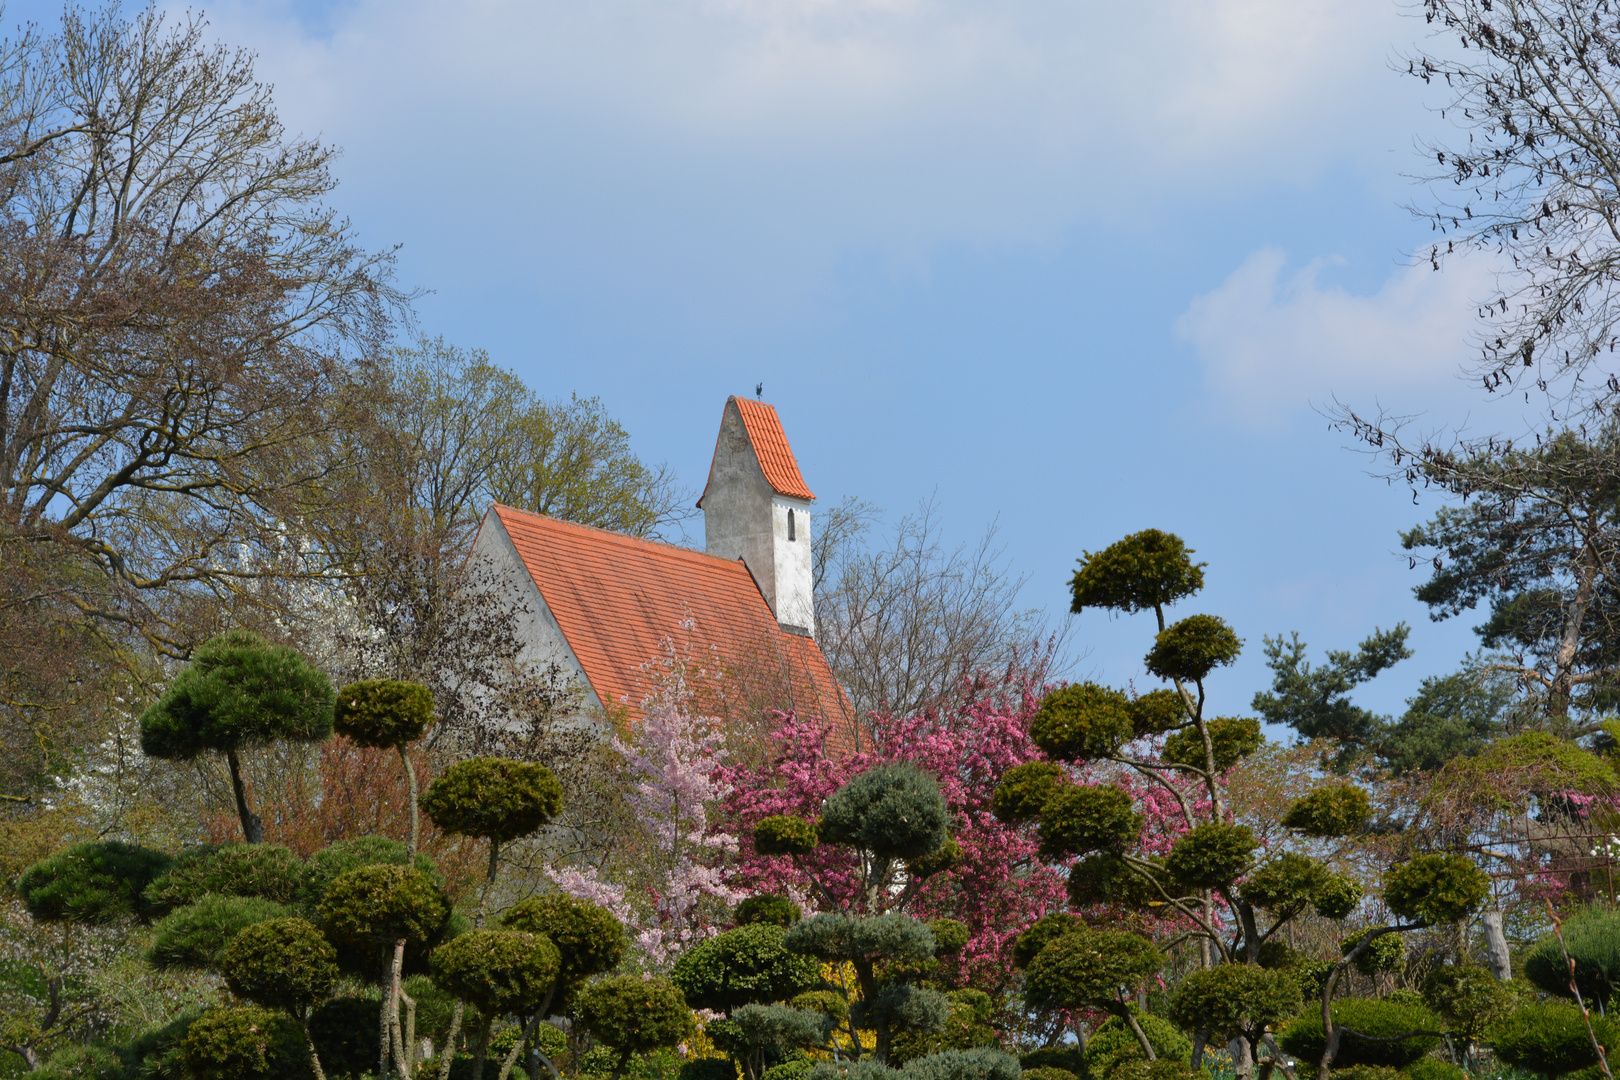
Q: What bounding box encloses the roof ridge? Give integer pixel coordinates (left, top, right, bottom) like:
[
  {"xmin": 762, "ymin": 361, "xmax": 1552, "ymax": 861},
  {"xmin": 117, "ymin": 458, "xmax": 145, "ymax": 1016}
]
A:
[{"xmin": 491, "ymin": 503, "xmax": 747, "ymax": 571}]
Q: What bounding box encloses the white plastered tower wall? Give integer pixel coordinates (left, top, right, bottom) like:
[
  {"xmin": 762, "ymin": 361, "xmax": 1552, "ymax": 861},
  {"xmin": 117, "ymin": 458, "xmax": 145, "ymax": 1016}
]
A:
[{"xmin": 699, "ymin": 397, "xmax": 816, "ymax": 638}]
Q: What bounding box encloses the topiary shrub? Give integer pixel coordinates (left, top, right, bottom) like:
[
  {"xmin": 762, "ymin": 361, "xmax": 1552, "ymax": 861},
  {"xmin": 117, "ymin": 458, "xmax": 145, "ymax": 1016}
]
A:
[
  {"xmin": 16, "ymin": 841, "xmax": 172, "ymax": 924},
  {"xmin": 218, "ymin": 917, "xmax": 338, "ymax": 1013},
  {"xmin": 1023, "ymin": 1068, "xmax": 1077, "ymax": 1080},
  {"xmin": 673, "ymin": 922, "xmax": 823, "ymax": 1014},
  {"xmin": 1024, "ymin": 928, "xmax": 1163, "ymax": 1016},
  {"xmin": 144, "ymin": 843, "xmax": 303, "ymax": 914},
  {"xmin": 1163, "ymin": 823, "xmax": 1256, "ymax": 891},
  {"xmin": 1166, "ymin": 964, "xmax": 1301, "ymax": 1050},
  {"xmin": 418, "ymin": 757, "xmax": 562, "ymax": 843},
  {"xmin": 318, "ymin": 863, "xmax": 450, "ymax": 953},
  {"xmin": 1144, "ymin": 615, "xmax": 1242, "ymax": 684},
  {"xmin": 1021, "ymin": 1047, "xmax": 1084, "ymax": 1076},
  {"xmin": 1070, "ymin": 530, "xmax": 1206, "ymax": 617},
  {"xmin": 1277, "ymin": 998, "xmax": 1442, "ymax": 1069},
  {"xmin": 500, "ymin": 891, "xmax": 626, "ymax": 988},
  {"xmin": 1012, "ymin": 913, "xmax": 1082, "ymax": 969},
  {"xmin": 1380, "ymin": 855, "xmax": 1490, "ymax": 926},
  {"xmin": 1037, "ymin": 784, "xmax": 1143, "ymax": 860},
  {"xmin": 807, "ymin": 1063, "xmax": 905, "ymax": 1080},
  {"xmin": 179, "ymin": 1004, "xmax": 314, "ymax": 1080},
  {"xmin": 138, "ymin": 629, "xmax": 335, "ymax": 845},
  {"xmin": 146, "ymin": 894, "xmax": 293, "ymax": 970},
  {"xmin": 1281, "ymin": 785, "xmax": 1372, "ymax": 838},
  {"xmin": 1161, "ymin": 718, "xmax": 1261, "ymax": 772},
  {"xmin": 1490, "ymin": 1001, "xmax": 1620, "ymax": 1079},
  {"xmin": 819, "ymin": 764, "xmax": 950, "ymax": 862},
  {"xmin": 682, "ymin": 1059, "xmax": 742, "ymax": 1080},
  {"xmin": 735, "ymin": 894, "xmax": 802, "ymax": 927},
  {"xmin": 899, "ymin": 1048, "xmax": 1021, "ymax": 1080},
  {"xmin": 1129, "ymin": 690, "xmax": 1188, "ymax": 737},
  {"xmin": 708, "ymin": 1003, "xmax": 831, "ymax": 1080},
  {"xmin": 333, "ymin": 679, "xmax": 433, "ymax": 747},
  {"xmin": 1067, "ymin": 855, "xmax": 1167, "ymax": 910},
  {"xmin": 927, "ymin": 919, "xmax": 970, "ymax": 954},
  {"xmin": 908, "ymin": 836, "xmax": 963, "ymax": 879},
  {"xmin": 761, "ymin": 1062, "xmax": 813, "ymax": 1080},
  {"xmin": 296, "ymin": 835, "xmax": 438, "ymax": 913},
  {"xmin": 1420, "ymin": 963, "xmax": 1516, "ymax": 1042},
  {"xmin": 755, "ymin": 816, "xmax": 821, "ymax": 856},
  {"xmin": 1030, "ymin": 684, "xmax": 1135, "ymax": 762},
  {"xmin": 1340, "ymin": 929, "xmax": 1406, "ymax": 977},
  {"xmin": 1523, "ymin": 906, "xmax": 1620, "ymax": 1003},
  {"xmin": 1085, "ymin": 1013, "xmax": 1191, "ymax": 1078},
  {"xmin": 576, "ymin": 974, "xmax": 697, "ymax": 1073},
  {"xmin": 431, "ymin": 928, "xmax": 562, "ymax": 1015},
  {"xmin": 992, "ymin": 762, "xmax": 1066, "ymax": 824},
  {"xmin": 116, "ymin": 1009, "xmax": 200, "ymax": 1080},
  {"xmin": 309, "ymin": 996, "xmax": 382, "ymax": 1078}
]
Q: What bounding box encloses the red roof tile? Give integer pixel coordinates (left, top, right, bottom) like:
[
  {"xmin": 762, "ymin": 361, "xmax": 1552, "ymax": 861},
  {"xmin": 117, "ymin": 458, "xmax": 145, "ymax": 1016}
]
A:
[
  {"xmin": 733, "ymin": 399, "xmax": 814, "ymax": 500},
  {"xmin": 486, "ymin": 505, "xmax": 854, "ymax": 744}
]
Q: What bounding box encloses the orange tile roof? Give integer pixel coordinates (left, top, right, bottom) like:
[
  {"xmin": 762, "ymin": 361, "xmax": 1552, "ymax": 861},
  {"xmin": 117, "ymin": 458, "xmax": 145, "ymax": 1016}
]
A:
[
  {"xmin": 732, "ymin": 398, "xmax": 815, "ymax": 500},
  {"xmin": 485, "ymin": 505, "xmax": 854, "ymax": 742}
]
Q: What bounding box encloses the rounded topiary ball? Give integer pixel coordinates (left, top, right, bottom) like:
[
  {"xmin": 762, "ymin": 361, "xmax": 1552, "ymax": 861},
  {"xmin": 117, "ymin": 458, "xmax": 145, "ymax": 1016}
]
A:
[
  {"xmin": 146, "ymin": 894, "xmax": 295, "ymax": 971},
  {"xmin": 180, "ymin": 1005, "xmax": 313, "ymax": 1080},
  {"xmin": 1143, "ymin": 615, "xmax": 1242, "ymax": 684},
  {"xmin": 418, "ymin": 757, "xmax": 562, "ymax": 842},
  {"xmin": 1164, "ymin": 822, "xmax": 1257, "ymax": 892},
  {"xmin": 1281, "ymin": 784, "xmax": 1372, "ymax": 838},
  {"xmin": 1030, "ymin": 684, "xmax": 1135, "ymax": 762},
  {"xmin": 318, "ymin": 864, "xmax": 450, "ymax": 948},
  {"xmin": 1161, "ymin": 717, "xmax": 1262, "ymax": 772},
  {"xmin": 1340, "ymin": 929, "xmax": 1406, "ymax": 977},
  {"xmin": 431, "ymin": 928, "xmax": 562, "ymax": 1015},
  {"xmin": 1023, "ymin": 928, "xmax": 1163, "ymax": 1012},
  {"xmin": 820, "ymin": 764, "xmax": 951, "ymax": 862},
  {"xmin": 500, "ymin": 893, "xmax": 626, "ymax": 981},
  {"xmin": 991, "ymin": 762, "xmax": 1065, "ymax": 824},
  {"xmin": 1036, "ymin": 783, "xmax": 1143, "ymax": 860},
  {"xmin": 576, "ymin": 974, "xmax": 696, "ymax": 1060},
  {"xmin": 144, "ymin": 843, "xmax": 303, "ymax": 914},
  {"xmin": 1491, "ymin": 1001, "xmax": 1618, "ymax": 1079},
  {"xmin": 734, "ymin": 893, "xmax": 802, "ymax": 927},
  {"xmin": 1382, "ymin": 853, "xmax": 1491, "ymax": 925},
  {"xmin": 296, "ymin": 835, "xmax": 439, "ymax": 914},
  {"xmin": 1011, "ymin": 912, "xmax": 1082, "ymax": 970},
  {"xmin": 1278, "ymin": 998, "xmax": 1442, "ymax": 1069},
  {"xmin": 754, "ymin": 815, "xmax": 820, "ymax": 856},
  {"xmin": 334, "ymin": 679, "xmax": 434, "ymax": 748},
  {"xmin": 219, "ymin": 917, "xmax": 338, "ymax": 1012},
  {"xmin": 16, "ymin": 841, "xmax": 172, "ymax": 924},
  {"xmin": 672, "ymin": 922, "xmax": 822, "ymax": 1013}
]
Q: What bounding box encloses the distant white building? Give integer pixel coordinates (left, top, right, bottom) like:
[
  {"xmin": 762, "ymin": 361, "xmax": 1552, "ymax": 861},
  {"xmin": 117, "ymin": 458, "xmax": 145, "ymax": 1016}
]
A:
[{"xmin": 468, "ymin": 396, "xmax": 854, "ymax": 735}]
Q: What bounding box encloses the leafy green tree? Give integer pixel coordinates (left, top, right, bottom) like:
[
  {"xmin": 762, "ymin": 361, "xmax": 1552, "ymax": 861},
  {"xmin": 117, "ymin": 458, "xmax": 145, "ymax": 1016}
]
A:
[
  {"xmin": 138, "ymin": 630, "xmax": 335, "ymax": 843},
  {"xmin": 1522, "ymin": 906, "xmax": 1620, "ymax": 1003},
  {"xmin": 497, "ymin": 893, "xmax": 626, "ymax": 1080},
  {"xmin": 1488, "ymin": 1001, "xmax": 1619, "ymax": 1079},
  {"xmin": 419, "ymin": 756, "xmax": 562, "ymax": 1080},
  {"xmin": 179, "ymin": 1005, "xmax": 315, "ymax": 1080},
  {"xmin": 673, "ymin": 923, "xmax": 823, "ymax": 1015},
  {"xmin": 218, "ymin": 918, "xmax": 340, "ymax": 1080},
  {"xmin": 1022, "ymin": 927, "xmax": 1163, "ymax": 1060},
  {"xmin": 758, "ymin": 764, "xmax": 958, "ymax": 1065},
  {"xmin": 1166, "ymin": 965, "xmax": 1301, "ymax": 1069},
  {"xmin": 1250, "ymin": 627, "xmax": 1411, "ymax": 768},
  {"xmin": 709, "ymin": 1004, "xmax": 833, "ymax": 1080},
  {"xmin": 1420, "ymin": 964, "xmax": 1517, "ymax": 1065},
  {"xmin": 1277, "ymin": 999, "xmax": 1443, "ymax": 1070},
  {"xmin": 146, "ymin": 894, "xmax": 295, "ymax": 970},
  {"xmin": 575, "ymin": 974, "xmax": 697, "ymax": 1079},
  {"xmin": 431, "ymin": 929, "xmax": 560, "ymax": 1080},
  {"xmin": 15, "ymin": 841, "xmax": 172, "ymax": 924},
  {"xmin": 334, "ymin": 679, "xmax": 435, "ymax": 854}
]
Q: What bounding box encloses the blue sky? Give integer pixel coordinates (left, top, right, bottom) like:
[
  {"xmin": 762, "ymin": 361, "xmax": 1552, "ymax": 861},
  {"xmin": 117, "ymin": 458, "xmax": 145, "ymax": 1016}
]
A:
[{"xmin": 13, "ymin": 0, "xmax": 1550, "ymax": 721}]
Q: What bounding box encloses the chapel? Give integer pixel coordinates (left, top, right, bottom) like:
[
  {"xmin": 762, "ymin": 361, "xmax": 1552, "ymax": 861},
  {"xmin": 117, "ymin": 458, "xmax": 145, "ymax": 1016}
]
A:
[{"xmin": 467, "ymin": 396, "xmax": 856, "ymax": 735}]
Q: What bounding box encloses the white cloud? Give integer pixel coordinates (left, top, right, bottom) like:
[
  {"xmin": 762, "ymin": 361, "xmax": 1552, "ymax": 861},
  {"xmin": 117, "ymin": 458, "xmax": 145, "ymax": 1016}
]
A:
[
  {"xmin": 135, "ymin": 0, "xmax": 1428, "ymax": 323},
  {"xmin": 1175, "ymin": 248, "xmax": 1498, "ymax": 426}
]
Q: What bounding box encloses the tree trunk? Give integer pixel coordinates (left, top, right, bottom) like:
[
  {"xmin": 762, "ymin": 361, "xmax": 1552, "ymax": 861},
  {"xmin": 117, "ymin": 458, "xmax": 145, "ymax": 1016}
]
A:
[
  {"xmin": 472, "ymin": 1015, "xmax": 494, "ymax": 1080},
  {"xmin": 399, "ymin": 743, "xmax": 419, "ymax": 858},
  {"xmin": 437, "ymin": 1001, "xmax": 466, "ymax": 1080},
  {"xmin": 402, "ymin": 988, "xmax": 418, "ymax": 1076},
  {"xmin": 226, "ymin": 747, "xmax": 262, "ymax": 844},
  {"xmin": 302, "ymin": 1018, "xmax": 329, "ymax": 1080},
  {"xmin": 380, "ymin": 944, "xmax": 396, "ymax": 1080},
  {"xmin": 1119, "ymin": 1004, "xmax": 1157, "ymax": 1061},
  {"xmin": 1483, "ymin": 910, "xmax": 1513, "ymax": 981}
]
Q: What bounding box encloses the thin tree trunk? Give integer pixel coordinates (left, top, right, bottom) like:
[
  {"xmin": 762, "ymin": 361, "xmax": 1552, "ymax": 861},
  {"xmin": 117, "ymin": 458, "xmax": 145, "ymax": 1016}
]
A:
[
  {"xmin": 301, "ymin": 1019, "xmax": 328, "ymax": 1080},
  {"xmin": 437, "ymin": 1002, "xmax": 466, "ymax": 1080},
  {"xmin": 1119, "ymin": 1003, "xmax": 1157, "ymax": 1061},
  {"xmin": 1483, "ymin": 910, "xmax": 1513, "ymax": 980},
  {"xmin": 472, "ymin": 1015, "xmax": 495, "ymax": 1080},
  {"xmin": 399, "ymin": 743, "xmax": 420, "ymax": 857},
  {"xmin": 380, "ymin": 943, "xmax": 395, "ymax": 1080},
  {"xmin": 402, "ymin": 987, "xmax": 418, "ymax": 1075},
  {"xmin": 225, "ymin": 747, "xmax": 262, "ymax": 844},
  {"xmin": 386, "ymin": 939, "xmax": 407, "ymax": 1078},
  {"xmin": 440, "ymin": 838, "xmax": 504, "ymax": 1080}
]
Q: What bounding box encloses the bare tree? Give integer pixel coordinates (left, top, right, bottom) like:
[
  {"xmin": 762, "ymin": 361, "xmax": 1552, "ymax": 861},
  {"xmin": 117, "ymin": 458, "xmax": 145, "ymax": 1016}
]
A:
[
  {"xmin": 813, "ymin": 494, "xmax": 1068, "ymax": 720},
  {"xmin": 1408, "ymin": 0, "xmax": 1620, "ymax": 406}
]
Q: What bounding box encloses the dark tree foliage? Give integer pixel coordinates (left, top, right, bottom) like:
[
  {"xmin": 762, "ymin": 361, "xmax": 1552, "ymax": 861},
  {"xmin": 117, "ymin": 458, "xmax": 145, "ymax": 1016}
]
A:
[
  {"xmin": 15, "ymin": 841, "xmax": 171, "ymax": 924},
  {"xmin": 575, "ymin": 975, "xmax": 697, "ymax": 1075},
  {"xmin": 1380, "ymin": 662, "xmax": 1516, "ymax": 774},
  {"xmin": 146, "ymin": 894, "xmax": 294, "ymax": 971},
  {"xmin": 1166, "ymin": 965, "xmax": 1301, "ymax": 1062},
  {"xmin": 180, "ymin": 1005, "xmax": 315, "ymax": 1080},
  {"xmin": 219, "ymin": 917, "xmax": 339, "ymax": 1014},
  {"xmin": 819, "ymin": 764, "xmax": 950, "ymax": 862},
  {"xmin": 499, "ymin": 892, "xmax": 627, "ymax": 985},
  {"xmin": 418, "ymin": 756, "xmax": 562, "ymax": 843},
  {"xmin": 333, "ymin": 680, "xmax": 434, "ymax": 748},
  {"xmin": 735, "ymin": 894, "xmax": 803, "ymax": 928},
  {"xmin": 1491, "ymin": 1003, "xmax": 1620, "ymax": 1079},
  {"xmin": 672, "ymin": 923, "xmax": 823, "ymax": 1015},
  {"xmin": 1143, "ymin": 615, "xmax": 1242, "ymax": 684},
  {"xmin": 1277, "ymin": 999, "xmax": 1442, "ymax": 1070},
  {"xmin": 1522, "ymin": 905, "xmax": 1620, "ymax": 1002},
  {"xmin": 990, "ymin": 762, "xmax": 1065, "ymax": 824},
  {"xmin": 296, "ymin": 836, "xmax": 439, "ymax": 914},
  {"xmin": 309, "ymin": 998, "xmax": 383, "ymax": 1078},
  {"xmin": 317, "ymin": 864, "xmax": 451, "ymax": 954},
  {"xmin": 1070, "ymin": 531, "xmax": 1205, "ymax": 625},
  {"xmin": 1252, "ymin": 626, "xmax": 1411, "ymax": 752},
  {"xmin": 138, "ymin": 629, "xmax": 335, "ymax": 843},
  {"xmin": 754, "ymin": 815, "xmax": 821, "ymax": 856},
  {"xmin": 144, "ymin": 844, "xmax": 303, "ymax": 914}
]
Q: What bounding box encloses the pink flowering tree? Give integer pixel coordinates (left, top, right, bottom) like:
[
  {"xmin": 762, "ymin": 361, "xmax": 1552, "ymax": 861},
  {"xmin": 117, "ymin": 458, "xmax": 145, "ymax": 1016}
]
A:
[
  {"xmin": 551, "ymin": 623, "xmax": 741, "ymax": 968},
  {"xmin": 719, "ymin": 664, "xmax": 1070, "ymax": 993}
]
